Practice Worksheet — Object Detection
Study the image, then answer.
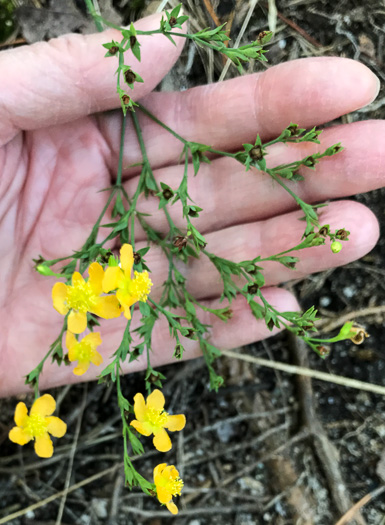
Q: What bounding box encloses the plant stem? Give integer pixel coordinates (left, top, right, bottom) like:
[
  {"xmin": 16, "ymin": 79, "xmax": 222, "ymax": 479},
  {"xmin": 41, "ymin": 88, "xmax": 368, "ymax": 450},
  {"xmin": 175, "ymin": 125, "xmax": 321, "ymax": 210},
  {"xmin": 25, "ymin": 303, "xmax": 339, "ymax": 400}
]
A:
[
  {"xmin": 84, "ymin": 0, "xmax": 104, "ymax": 32},
  {"xmin": 137, "ymin": 103, "xmax": 187, "ymax": 144},
  {"xmin": 116, "ymin": 115, "xmax": 127, "ymax": 187}
]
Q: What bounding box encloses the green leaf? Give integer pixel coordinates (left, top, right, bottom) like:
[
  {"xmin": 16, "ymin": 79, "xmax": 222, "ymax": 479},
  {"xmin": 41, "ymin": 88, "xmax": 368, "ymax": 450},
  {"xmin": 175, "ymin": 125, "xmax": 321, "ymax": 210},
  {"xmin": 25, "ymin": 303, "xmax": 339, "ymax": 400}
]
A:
[
  {"xmin": 127, "ymin": 428, "xmax": 144, "ymax": 455},
  {"xmin": 169, "ymin": 3, "xmax": 182, "ymax": 18},
  {"xmin": 131, "ymin": 41, "xmax": 141, "ymax": 61},
  {"xmin": 163, "ymin": 32, "xmax": 176, "ymax": 45},
  {"xmin": 119, "ymin": 395, "xmax": 130, "ymax": 412}
]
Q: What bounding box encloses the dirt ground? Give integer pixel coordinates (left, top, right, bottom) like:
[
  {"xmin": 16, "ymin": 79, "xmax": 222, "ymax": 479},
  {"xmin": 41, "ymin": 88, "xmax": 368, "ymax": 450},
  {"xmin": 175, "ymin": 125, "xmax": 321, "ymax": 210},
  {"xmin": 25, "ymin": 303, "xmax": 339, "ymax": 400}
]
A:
[{"xmin": 1, "ymin": 0, "xmax": 385, "ymax": 523}]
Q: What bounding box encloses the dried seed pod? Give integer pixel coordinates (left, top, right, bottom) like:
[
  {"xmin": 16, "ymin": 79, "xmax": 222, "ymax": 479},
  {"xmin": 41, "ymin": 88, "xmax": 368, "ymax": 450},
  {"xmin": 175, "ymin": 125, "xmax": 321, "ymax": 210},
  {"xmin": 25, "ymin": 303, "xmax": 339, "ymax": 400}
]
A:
[
  {"xmin": 349, "ymin": 326, "xmax": 369, "ymax": 345},
  {"xmin": 109, "ymin": 45, "xmax": 119, "ymax": 55},
  {"xmin": 124, "ymin": 69, "xmax": 137, "ymax": 84},
  {"xmin": 250, "ymin": 145, "xmax": 263, "ymax": 160},
  {"xmin": 173, "ymin": 235, "xmax": 188, "ymax": 251}
]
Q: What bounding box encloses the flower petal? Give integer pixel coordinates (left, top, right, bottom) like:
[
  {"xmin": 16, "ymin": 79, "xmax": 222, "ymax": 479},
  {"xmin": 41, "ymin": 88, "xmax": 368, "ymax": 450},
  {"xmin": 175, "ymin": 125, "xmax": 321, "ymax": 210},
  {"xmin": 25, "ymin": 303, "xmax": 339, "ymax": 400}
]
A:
[
  {"xmin": 120, "ymin": 244, "xmax": 134, "ymax": 275},
  {"xmin": 83, "ymin": 332, "xmax": 102, "ymax": 348},
  {"xmin": 31, "ymin": 394, "xmax": 56, "ymax": 417},
  {"xmin": 116, "ymin": 290, "xmax": 137, "ymax": 310},
  {"xmin": 73, "ymin": 361, "xmax": 90, "ymax": 375},
  {"xmin": 90, "ymin": 350, "xmax": 103, "ymax": 367},
  {"xmin": 68, "ymin": 310, "xmax": 87, "ymax": 334},
  {"xmin": 52, "ymin": 283, "xmax": 69, "ymax": 315},
  {"xmin": 9, "ymin": 427, "xmax": 31, "ymax": 445},
  {"xmin": 72, "ymin": 271, "xmax": 85, "ymax": 286},
  {"xmin": 165, "ymin": 414, "xmax": 186, "ymax": 432},
  {"xmin": 153, "ymin": 428, "xmax": 172, "ymax": 452},
  {"xmin": 156, "ymin": 486, "xmax": 172, "ymax": 504},
  {"xmin": 147, "ymin": 389, "xmax": 165, "ymax": 411},
  {"xmin": 92, "ymin": 296, "xmax": 121, "ymax": 319},
  {"xmin": 153, "ymin": 463, "xmax": 167, "ymax": 484},
  {"xmin": 164, "ymin": 465, "xmax": 179, "ymax": 480},
  {"xmin": 65, "ymin": 331, "xmax": 77, "ymax": 352},
  {"xmin": 166, "ymin": 501, "xmax": 178, "ymax": 515},
  {"xmin": 133, "ymin": 393, "xmax": 146, "ymax": 421},
  {"xmin": 123, "ymin": 305, "xmax": 132, "ymax": 320},
  {"xmin": 102, "ymin": 266, "xmax": 121, "ymax": 293},
  {"xmin": 68, "ymin": 343, "xmax": 78, "ymax": 362},
  {"xmin": 130, "ymin": 419, "xmax": 152, "ymax": 437},
  {"xmin": 34, "ymin": 433, "xmax": 53, "ymax": 458},
  {"xmin": 88, "ymin": 262, "xmax": 104, "ymax": 294},
  {"xmin": 46, "ymin": 416, "xmax": 67, "ymax": 438},
  {"xmin": 14, "ymin": 402, "xmax": 28, "ymax": 426}
]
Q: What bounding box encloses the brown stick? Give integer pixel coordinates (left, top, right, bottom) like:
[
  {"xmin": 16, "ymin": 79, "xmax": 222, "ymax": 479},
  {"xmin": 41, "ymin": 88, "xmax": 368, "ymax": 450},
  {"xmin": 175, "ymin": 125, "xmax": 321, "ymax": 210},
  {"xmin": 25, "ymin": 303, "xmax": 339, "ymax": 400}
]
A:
[
  {"xmin": 202, "ymin": 0, "xmax": 221, "ymax": 26},
  {"xmin": 289, "ymin": 334, "xmax": 367, "ymax": 525},
  {"xmin": 261, "ymin": 1, "xmax": 322, "ymax": 48},
  {"xmin": 335, "ymin": 486, "xmax": 385, "ymax": 525}
]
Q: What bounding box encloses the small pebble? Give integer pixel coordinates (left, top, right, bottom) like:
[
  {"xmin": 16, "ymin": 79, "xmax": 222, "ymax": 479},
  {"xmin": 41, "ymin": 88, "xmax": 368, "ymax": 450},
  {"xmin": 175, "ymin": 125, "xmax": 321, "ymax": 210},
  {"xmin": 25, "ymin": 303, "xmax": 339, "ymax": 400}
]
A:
[
  {"xmin": 343, "ymin": 286, "xmax": 356, "ymax": 298},
  {"xmin": 320, "ymin": 296, "xmax": 331, "ymax": 307}
]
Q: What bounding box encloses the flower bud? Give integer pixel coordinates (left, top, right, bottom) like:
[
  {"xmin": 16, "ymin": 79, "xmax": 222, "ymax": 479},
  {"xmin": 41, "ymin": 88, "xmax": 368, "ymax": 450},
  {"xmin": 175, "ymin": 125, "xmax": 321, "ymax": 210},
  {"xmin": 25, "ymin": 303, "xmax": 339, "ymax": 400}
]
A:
[
  {"xmin": 109, "ymin": 45, "xmax": 119, "ymax": 55},
  {"xmin": 169, "ymin": 16, "xmax": 177, "ymax": 27},
  {"xmin": 331, "ymin": 241, "xmax": 342, "ymax": 253},
  {"xmin": 36, "ymin": 264, "xmax": 55, "ymax": 276}
]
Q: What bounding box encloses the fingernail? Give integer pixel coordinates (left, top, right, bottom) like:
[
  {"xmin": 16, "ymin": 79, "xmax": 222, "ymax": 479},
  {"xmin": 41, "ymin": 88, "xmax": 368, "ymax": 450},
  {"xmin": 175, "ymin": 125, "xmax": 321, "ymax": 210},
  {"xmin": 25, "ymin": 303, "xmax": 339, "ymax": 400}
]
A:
[{"xmin": 365, "ymin": 71, "xmax": 381, "ymax": 106}]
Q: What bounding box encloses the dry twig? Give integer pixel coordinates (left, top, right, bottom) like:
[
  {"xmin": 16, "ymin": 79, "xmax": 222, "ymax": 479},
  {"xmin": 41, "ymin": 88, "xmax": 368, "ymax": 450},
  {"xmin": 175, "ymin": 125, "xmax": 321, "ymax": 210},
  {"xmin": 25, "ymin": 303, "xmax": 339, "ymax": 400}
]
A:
[
  {"xmin": 335, "ymin": 486, "xmax": 385, "ymax": 525},
  {"xmin": 289, "ymin": 334, "xmax": 367, "ymax": 525},
  {"xmin": 220, "ymin": 349, "xmax": 385, "ymax": 396}
]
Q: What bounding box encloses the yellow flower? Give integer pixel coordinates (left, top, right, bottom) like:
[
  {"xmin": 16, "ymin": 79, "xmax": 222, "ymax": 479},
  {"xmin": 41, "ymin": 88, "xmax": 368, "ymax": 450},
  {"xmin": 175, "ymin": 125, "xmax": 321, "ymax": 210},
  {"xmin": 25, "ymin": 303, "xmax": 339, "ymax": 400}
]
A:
[
  {"xmin": 66, "ymin": 331, "xmax": 103, "ymax": 375},
  {"xmin": 9, "ymin": 394, "xmax": 66, "ymax": 458},
  {"xmin": 130, "ymin": 389, "xmax": 185, "ymax": 452},
  {"xmin": 52, "ymin": 262, "xmax": 121, "ymax": 334},
  {"xmin": 154, "ymin": 463, "xmax": 183, "ymax": 515},
  {"xmin": 102, "ymin": 244, "xmax": 152, "ymax": 320}
]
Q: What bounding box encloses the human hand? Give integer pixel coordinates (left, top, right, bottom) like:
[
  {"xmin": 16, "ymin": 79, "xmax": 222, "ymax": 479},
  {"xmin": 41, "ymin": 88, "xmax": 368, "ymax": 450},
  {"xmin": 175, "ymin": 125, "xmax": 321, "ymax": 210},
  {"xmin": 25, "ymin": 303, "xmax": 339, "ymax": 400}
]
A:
[{"xmin": 0, "ymin": 13, "xmax": 381, "ymax": 397}]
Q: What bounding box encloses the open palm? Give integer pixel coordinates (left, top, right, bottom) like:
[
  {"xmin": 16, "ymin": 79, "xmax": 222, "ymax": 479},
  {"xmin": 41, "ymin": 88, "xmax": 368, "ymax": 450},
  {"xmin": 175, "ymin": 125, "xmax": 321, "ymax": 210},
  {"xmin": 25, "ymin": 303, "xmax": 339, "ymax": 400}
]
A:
[{"xmin": 0, "ymin": 13, "xmax": 382, "ymax": 396}]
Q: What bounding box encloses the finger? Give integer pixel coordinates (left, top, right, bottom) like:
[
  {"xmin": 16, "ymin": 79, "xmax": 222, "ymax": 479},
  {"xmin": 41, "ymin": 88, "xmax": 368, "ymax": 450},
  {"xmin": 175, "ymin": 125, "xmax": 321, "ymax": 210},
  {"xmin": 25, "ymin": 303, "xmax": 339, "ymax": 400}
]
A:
[
  {"xmin": 124, "ymin": 120, "xmax": 385, "ymax": 237},
  {"xmin": 4, "ymin": 200, "xmax": 374, "ymax": 395},
  {"xmin": 20, "ymin": 287, "xmax": 298, "ymax": 394},
  {"xmin": 103, "ymin": 57, "xmax": 380, "ymax": 174},
  {"xmin": 0, "ymin": 13, "xmax": 184, "ymax": 146},
  {"xmin": 133, "ymin": 200, "xmax": 379, "ymax": 301}
]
